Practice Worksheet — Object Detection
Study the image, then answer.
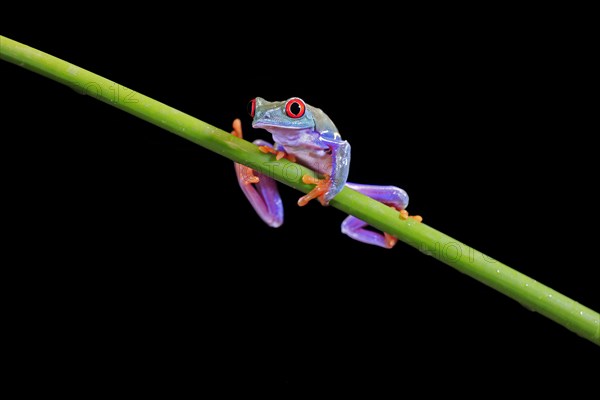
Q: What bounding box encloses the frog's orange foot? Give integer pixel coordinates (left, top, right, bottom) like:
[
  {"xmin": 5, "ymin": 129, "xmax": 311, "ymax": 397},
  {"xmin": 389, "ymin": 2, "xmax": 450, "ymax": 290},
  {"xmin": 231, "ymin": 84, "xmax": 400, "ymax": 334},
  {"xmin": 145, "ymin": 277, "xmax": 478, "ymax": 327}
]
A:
[
  {"xmin": 298, "ymin": 174, "xmax": 331, "ymax": 207},
  {"xmin": 258, "ymin": 146, "xmax": 297, "ymax": 163},
  {"xmin": 367, "ymin": 207, "xmax": 421, "ymax": 250},
  {"xmin": 238, "ymin": 166, "xmax": 259, "ymax": 185},
  {"xmin": 399, "ymin": 209, "xmax": 423, "ymax": 222},
  {"xmin": 231, "ymin": 118, "xmax": 244, "ymax": 139},
  {"xmin": 383, "ymin": 233, "xmax": 398, "ymax": 249}
]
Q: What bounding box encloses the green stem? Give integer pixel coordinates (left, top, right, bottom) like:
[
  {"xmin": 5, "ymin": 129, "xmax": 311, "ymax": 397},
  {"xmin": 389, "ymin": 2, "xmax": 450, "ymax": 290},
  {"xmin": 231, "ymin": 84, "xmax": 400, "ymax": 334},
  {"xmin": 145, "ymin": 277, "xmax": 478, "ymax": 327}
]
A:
[{"xmin": 2, "ymin": 35, "xmax": 598, "ymax": 346}]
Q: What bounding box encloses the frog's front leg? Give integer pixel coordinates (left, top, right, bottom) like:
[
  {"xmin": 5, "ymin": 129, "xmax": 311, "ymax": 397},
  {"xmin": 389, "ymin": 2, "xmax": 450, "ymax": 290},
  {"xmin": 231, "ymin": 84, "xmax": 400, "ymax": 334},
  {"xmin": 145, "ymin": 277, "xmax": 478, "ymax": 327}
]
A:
[
  {"xmin": 256, "ymin": 144, "xmax": 297, "ymax": 163},
  {"xmin": 341, "ymin": 183, "xmax": 422, "ymax": 249},
  {"xmin": 298, "ymin": 136, "xmax": 350, "ymax": 207},
  {"xmin": 231, "ymin": 119, "xmax": 283, "ymax": 228}
]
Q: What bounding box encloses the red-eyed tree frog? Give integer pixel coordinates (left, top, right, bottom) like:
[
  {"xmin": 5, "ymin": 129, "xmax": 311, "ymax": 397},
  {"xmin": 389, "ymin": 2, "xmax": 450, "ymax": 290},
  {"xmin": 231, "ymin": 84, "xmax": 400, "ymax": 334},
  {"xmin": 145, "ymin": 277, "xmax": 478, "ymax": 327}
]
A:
[{"xmin": 230, "ymin": 97, "xmax": 421, "ymax": 249}]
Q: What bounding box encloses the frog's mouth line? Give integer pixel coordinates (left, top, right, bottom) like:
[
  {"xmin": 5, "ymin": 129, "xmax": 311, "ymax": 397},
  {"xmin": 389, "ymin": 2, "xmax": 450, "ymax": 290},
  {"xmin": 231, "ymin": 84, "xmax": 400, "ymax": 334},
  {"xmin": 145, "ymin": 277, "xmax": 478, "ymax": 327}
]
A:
[{"xmin": 252, "ymin": 122, "xmax": 307, "ymax": 130}]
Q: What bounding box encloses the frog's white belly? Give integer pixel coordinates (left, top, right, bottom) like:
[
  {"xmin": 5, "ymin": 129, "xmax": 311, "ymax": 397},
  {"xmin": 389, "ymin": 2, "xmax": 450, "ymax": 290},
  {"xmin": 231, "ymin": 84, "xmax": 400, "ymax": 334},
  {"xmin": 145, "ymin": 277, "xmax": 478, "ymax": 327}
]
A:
[{"xmin": 284, "ymin": 145, "xmax": 332, "ymax": 175}]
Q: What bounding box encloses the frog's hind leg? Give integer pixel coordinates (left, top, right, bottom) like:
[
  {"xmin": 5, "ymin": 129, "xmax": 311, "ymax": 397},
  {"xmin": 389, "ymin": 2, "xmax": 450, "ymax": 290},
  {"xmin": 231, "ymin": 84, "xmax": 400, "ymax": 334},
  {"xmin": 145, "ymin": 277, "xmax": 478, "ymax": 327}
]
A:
[
  {"xmin": 231, "ymin": 119, "xmax": 283, "ymax": 228},
  {"xmin": 341, "ymin": 216, "xmax": 399, "ymax": 249},
  {"xmin": 341, "ymin": 183, "xmax": 420, "ymax": 249}
]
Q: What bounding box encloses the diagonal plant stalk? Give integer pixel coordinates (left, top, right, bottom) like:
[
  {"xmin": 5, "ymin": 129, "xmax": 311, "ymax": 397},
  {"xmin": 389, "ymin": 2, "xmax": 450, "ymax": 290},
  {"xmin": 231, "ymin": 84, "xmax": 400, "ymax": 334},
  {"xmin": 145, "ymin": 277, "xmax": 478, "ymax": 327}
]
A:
[{"xmin": 1, "ymin": 35, "xmax": 598, "ymax": 346}]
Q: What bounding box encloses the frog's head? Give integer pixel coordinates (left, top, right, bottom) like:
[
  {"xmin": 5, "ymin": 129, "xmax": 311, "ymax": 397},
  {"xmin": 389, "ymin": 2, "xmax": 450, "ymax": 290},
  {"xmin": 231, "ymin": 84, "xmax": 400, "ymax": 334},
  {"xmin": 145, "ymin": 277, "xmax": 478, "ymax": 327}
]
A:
[{"xmin": 248, "ymin": 97, "xmax": 315, "ymax": 134}]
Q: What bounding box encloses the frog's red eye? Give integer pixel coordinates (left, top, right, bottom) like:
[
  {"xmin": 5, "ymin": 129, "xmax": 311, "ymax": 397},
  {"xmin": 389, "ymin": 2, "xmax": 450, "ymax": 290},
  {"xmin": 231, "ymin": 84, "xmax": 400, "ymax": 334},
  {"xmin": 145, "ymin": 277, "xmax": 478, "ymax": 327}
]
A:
[
  {"xmin": 285, "ymin": 98, "xmax": 306, "ymax": 118},
  {"xmin": 247, "ymin": 98, "xmax": 256, "ymax": 118}
]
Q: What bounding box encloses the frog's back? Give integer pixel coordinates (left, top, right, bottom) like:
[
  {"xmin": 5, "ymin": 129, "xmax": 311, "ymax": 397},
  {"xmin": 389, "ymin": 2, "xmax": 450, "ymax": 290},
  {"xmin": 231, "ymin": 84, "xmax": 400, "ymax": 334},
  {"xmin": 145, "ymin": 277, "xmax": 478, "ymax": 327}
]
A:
[{"xmin": 308, "ymin": 105, "xmax": 341, "ymax": 140}]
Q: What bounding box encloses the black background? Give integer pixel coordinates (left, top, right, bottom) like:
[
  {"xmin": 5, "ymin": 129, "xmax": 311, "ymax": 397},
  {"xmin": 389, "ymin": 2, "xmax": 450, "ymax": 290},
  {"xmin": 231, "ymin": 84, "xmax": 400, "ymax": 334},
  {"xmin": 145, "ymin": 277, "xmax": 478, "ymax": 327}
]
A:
[{"xmin": 2, "ymin": 9, "xmax": 598, "ymax": 394}]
